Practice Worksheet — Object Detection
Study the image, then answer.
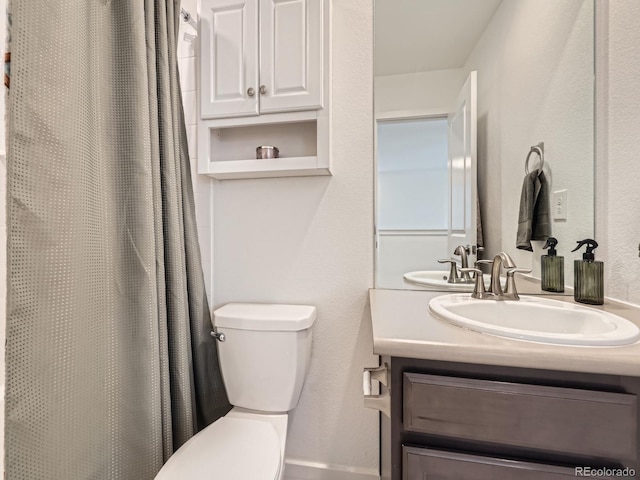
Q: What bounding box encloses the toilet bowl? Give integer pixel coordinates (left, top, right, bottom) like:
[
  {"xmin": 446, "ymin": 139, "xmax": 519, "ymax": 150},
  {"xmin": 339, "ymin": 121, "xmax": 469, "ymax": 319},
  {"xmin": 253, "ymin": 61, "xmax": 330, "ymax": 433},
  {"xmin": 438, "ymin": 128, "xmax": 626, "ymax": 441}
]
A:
[
  {"xmin": 154, "ymin": 409, "xmax": 286, "ymax": 479},
  {"xmin": 155, "ymin": 303, "xmax": 316, "ymax": 480}
]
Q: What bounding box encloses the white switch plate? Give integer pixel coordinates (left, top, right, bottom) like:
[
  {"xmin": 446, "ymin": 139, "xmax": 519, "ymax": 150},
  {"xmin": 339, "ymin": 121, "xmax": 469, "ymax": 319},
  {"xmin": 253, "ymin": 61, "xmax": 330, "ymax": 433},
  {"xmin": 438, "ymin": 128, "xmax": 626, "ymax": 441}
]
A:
[{"xmin": 553, "ymin": 189, "xmax": 568, "ymax": 221}]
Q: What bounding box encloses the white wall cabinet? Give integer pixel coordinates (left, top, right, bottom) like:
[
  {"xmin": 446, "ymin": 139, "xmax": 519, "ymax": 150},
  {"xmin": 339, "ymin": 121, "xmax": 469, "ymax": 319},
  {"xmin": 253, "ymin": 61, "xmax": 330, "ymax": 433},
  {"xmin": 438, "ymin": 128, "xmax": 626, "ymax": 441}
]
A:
[
  {"xmin": 201, "ymin": 0, "xmax": 323, "ymax": 119},
  {"xmin": 200, "ymin": 0, "xmax": 259, "ymax": 118},
  {"xmin": 198, "ymin": 0, "xmax": 330, "ymax": 180}
]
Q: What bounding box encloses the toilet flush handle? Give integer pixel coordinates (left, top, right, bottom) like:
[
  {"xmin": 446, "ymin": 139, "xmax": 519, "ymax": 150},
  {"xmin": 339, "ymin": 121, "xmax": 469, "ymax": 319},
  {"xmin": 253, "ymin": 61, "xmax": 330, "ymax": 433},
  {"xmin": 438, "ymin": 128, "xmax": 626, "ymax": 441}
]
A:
[{"xmin": 210, "ymin": 331, "xmax": 226, "ymax": 342}]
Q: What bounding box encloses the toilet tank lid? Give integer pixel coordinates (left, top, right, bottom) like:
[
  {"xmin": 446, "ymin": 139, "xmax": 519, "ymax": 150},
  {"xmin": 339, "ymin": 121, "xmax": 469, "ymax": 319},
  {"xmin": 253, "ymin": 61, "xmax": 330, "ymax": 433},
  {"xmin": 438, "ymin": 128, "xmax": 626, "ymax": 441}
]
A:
[{"xmin": 214, "ymin": 303, "xmax": 317, "ymax": 331}]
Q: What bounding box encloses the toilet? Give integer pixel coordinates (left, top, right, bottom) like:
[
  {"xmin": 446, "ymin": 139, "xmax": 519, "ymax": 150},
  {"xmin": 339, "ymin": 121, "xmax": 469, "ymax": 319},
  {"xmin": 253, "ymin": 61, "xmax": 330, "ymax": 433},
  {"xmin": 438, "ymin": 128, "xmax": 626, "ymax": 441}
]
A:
[{"xmin": 155, "ymin": 303, "xmax": 316, "ymax": 480}]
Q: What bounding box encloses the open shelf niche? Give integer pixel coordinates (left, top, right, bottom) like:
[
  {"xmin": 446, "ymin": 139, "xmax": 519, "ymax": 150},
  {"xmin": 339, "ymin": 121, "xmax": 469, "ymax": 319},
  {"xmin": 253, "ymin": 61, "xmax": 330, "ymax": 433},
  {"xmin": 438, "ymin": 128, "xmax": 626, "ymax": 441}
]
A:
[{"xmin": 198, "ymin": 111, "xmax": 330, "ymax": 180}]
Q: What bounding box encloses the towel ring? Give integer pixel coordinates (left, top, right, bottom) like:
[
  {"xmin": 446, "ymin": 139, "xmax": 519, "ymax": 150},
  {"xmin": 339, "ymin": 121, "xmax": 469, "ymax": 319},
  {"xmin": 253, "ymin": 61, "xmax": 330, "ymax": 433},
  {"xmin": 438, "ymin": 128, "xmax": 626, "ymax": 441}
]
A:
[{"xmin": 525, "ymin": 142, "xmax": 545, "ymax": 174}]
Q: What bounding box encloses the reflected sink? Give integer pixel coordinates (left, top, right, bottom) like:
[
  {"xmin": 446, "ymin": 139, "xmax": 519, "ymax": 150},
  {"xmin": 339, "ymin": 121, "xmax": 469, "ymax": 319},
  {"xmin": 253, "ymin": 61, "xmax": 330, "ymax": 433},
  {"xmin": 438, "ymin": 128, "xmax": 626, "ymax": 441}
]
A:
[
  {"xmin": 404, "ymin": 270, "xmax": 502, "ymax": 292},
  {"xmin": 428, "ymin": 294, "xmax": 640, "ymax": 346}
]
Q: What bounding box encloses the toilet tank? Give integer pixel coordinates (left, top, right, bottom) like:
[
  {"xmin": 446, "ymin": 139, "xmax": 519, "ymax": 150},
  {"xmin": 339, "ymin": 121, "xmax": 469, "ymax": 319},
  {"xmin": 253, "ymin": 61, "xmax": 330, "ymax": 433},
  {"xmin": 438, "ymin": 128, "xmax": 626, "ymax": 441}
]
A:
[{"xmin": 213, "ymin": 303, "xmax": 316, "ymax": 412}]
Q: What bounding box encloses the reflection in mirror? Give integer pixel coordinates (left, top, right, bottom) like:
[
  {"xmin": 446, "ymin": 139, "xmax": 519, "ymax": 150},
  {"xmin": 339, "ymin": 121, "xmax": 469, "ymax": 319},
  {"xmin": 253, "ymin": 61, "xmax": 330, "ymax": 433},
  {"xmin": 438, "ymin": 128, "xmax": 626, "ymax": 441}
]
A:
[
  {"xmin": 376, "ymin": 117, "xmax": 449, "ymax": 289},
  {"xmin": 374, "ymin": 0, "xmax": 595, "ymax": 294}
]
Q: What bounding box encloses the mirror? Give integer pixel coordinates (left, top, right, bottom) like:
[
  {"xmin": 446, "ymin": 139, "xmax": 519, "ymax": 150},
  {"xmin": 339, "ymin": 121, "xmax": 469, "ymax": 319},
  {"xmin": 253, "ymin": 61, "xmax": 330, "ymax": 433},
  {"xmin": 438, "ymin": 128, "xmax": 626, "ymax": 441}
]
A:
[{"xmin": 374, "ymin": 0, "xmax": 595, "ymax": 294}]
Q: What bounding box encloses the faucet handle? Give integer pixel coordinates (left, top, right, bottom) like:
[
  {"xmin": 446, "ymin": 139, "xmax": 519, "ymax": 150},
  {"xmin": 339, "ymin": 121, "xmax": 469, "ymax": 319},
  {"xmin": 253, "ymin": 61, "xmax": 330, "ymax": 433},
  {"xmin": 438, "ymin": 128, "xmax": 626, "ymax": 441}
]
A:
[
  {"xmin": 504, "ymin": 268, "xmax": 532, "ymax": 299},
  {"xmin": 438, "ymin": 258, "xmax": 459, "ymax": 283},
  {"xmin": 460, "ymin": 268, "xmax": 486, "ymax": 299},
  {"xmin": 506, "ymin": 267, "xmax": 532, "ymax": 277}
]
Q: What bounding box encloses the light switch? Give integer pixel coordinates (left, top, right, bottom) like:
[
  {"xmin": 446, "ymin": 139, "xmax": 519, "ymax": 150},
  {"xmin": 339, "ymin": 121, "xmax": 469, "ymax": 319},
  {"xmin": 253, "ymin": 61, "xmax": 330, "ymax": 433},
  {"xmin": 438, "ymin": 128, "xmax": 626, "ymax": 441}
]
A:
[{"xmin": 553, "ymin": 189, "xmax": 568, "ymax": 221}]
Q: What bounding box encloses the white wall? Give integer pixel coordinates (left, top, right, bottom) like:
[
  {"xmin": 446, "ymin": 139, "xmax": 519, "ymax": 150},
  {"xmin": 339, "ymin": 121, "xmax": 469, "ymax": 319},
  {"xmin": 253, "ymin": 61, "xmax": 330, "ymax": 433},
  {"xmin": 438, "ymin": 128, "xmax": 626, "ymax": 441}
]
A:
[
  {"xmin": 600, "ymin": 0, "xmax": 640, "ymax": 304},
  {"xmin": 375, "ymin": 68, "xmax": 465, "ymax": 116},
  {"xmin": 209, "ymin": 1, "xmax": 378, "ymax": 478},
  {"xmin": 376, "ymin": 234, "xmax": 447, "ymax": 290},
  {"xmin": 464, "ymin": 0, "xmax": 594, "ymax": 282}
]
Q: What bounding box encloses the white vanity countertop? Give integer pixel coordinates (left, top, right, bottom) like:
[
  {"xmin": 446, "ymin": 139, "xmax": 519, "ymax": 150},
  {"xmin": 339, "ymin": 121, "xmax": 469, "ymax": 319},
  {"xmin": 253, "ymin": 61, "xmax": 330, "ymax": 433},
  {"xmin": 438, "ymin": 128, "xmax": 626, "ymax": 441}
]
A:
[{"xmin": 370, "ymin": 288, "xmax": 640, "ymax": 376}]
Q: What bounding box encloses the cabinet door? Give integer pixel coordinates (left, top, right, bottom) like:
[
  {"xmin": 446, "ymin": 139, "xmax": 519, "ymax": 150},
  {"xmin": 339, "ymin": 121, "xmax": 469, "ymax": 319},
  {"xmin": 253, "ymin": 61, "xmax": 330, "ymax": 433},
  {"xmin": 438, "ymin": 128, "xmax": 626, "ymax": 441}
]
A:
[
  {"xmin": 201, "ymin": 0, "xmax": 259, "ymax": 118},
  {"xmin": 403, "ymin": 373, "xmax": 638, "ymax": 461},
  {"xmin": 259, "ymin": 0, "xmax": 324, "ymax": 113},
  {"xmin": 404, "ymin": 447, "xmax": 602, "ymax": 480}
]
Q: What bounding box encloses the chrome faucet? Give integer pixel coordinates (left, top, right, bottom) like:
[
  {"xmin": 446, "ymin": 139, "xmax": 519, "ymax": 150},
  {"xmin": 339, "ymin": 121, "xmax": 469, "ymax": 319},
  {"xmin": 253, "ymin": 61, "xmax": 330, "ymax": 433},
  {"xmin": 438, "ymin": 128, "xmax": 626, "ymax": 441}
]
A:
[
  {"xmin": 490, "ymin": 252, "xmax": 516, "ymax": 296},
  {"xmin": 464, "ymin": 252, "xmax": 531, "ymax": 300}
]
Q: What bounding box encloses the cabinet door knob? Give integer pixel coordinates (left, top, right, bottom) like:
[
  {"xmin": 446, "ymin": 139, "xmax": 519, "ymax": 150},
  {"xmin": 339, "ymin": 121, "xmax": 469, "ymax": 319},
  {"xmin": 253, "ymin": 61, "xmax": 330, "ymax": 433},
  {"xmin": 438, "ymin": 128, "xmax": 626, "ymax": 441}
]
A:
[
  {"xmin": 259, "ymin": 85, "xmax": 267, "ymax": 95},
  {"xmin": 247, "ymin": 87, "xmax": 255, "ymax": 97}
]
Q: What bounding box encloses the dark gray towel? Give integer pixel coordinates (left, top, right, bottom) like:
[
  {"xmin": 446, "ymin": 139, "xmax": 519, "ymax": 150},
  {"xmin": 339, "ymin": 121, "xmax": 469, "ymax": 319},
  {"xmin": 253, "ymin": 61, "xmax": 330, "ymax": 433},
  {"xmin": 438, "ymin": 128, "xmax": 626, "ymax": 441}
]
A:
[{"xmin": 516, "ymin": 170, "xmax": 551, "ymax": 251}]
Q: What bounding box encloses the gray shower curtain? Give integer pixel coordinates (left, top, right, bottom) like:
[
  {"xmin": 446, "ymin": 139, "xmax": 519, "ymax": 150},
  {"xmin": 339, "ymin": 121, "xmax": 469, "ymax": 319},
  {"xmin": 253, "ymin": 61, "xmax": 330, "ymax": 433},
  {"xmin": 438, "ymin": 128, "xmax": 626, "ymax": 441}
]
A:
[{"xmin": 5, "ymin": 1, "xmax": 230, "ymax": 479}]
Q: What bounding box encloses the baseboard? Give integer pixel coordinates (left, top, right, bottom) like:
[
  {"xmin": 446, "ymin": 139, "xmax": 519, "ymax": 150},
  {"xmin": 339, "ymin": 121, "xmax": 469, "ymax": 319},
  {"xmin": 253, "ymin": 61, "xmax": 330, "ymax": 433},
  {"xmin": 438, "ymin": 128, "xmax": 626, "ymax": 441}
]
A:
[{"xmin": 284, "ymin": 458, "xmax": 380, "ymax": 480}]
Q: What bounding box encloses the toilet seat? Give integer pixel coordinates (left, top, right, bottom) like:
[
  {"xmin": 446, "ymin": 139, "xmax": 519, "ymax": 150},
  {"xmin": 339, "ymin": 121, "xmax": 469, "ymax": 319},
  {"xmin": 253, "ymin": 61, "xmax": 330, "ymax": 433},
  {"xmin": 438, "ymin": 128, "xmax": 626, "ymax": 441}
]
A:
[{"xmin": 154, "ymin": 416, "xmax": 281, "ymax": 480}]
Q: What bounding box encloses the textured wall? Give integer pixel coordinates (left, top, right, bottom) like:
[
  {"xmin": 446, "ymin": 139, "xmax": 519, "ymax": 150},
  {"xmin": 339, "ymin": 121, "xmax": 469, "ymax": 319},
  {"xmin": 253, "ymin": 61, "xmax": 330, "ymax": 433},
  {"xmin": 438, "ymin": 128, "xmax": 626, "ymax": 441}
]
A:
[
  {"xmin": 210, "ymin": 1, "xmax": 378, "ymax": 477},
  {"xmin": 602, "ymin": 0, "xmax": 640, "ymax": 303}
]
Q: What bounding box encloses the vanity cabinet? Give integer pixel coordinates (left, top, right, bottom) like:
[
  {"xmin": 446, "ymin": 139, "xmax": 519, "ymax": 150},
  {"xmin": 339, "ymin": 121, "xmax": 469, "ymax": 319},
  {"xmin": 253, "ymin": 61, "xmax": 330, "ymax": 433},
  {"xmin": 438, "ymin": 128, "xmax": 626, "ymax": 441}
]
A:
[
  {"xmin": 200, "ymin": 0, "xmax": 323, "ymax": 119},
  {"xmin": 384, "ymin": 357, "xmax": 640, "ymax": 480},
  {"xmin": 198, "ymin": 0, "xmax": 330, "ymax": 180}
]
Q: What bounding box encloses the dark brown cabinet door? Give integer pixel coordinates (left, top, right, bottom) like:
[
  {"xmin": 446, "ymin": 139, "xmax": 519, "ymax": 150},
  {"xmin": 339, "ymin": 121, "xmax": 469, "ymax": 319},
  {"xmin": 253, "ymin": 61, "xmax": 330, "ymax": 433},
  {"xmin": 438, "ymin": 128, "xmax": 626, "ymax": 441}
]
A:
[
  {"xmin": 403, "ymin": 373, "xmax": 637, "ymax": 460},
  {"xmin": 404, "ymin": 447, "xmax": 610, "ymax": 480}
]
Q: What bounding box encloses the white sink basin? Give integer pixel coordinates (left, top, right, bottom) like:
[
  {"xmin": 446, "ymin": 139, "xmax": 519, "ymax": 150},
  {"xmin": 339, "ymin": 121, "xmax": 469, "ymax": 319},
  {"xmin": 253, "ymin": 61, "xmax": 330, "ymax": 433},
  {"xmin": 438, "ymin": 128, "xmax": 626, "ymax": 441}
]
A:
[
  {"xmin": 428, "ymin": 294, "xmax": 640, "ymax": 346},
  {"xmin": 404, "ymin": 270, "xmax": 501, "ymax": 292}
]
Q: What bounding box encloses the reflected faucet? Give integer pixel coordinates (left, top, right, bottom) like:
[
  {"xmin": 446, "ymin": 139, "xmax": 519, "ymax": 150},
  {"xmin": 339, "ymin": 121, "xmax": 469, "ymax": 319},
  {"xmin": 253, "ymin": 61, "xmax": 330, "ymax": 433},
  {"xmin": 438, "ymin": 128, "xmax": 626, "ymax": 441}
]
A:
[
  {"xmin": 453, "ymin": 245, "xmax": 472, "ymax": 283},
  {"xmin": 438, "ymin": 245, "xmax": 475, "ymax": 284},
  {"xmin": 437, "ymin": 258, "xmax": 460, "ymax": 284}
]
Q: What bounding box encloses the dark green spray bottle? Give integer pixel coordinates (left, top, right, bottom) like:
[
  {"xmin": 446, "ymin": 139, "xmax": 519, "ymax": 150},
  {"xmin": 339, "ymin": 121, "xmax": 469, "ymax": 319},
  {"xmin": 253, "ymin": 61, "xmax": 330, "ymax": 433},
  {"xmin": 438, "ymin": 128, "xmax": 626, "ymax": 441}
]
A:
[
  {"xmin": 572, "ymin": 239, "xmax": 604, "ymax": 305},
  {"xmin": 541, "ymin": 237, "xmax": 564, "ymax": 292}
]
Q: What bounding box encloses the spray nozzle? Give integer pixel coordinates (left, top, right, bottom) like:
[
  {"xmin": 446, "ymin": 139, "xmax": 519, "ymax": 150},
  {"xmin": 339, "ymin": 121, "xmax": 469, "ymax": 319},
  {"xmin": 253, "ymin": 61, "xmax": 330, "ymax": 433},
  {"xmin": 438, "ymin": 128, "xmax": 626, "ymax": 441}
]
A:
[
  {"xmin": 571, "ymin": 239, "xmax": 598, "ymax": 261},
  {"xmin": 543, "ymin": 237, "xmax": 558, "ymax": 256}
]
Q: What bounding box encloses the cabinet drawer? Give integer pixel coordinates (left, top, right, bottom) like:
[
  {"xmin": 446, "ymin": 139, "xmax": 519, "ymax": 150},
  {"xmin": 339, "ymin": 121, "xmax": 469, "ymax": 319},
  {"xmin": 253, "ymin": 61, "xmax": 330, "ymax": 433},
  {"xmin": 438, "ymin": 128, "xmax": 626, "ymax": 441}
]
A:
[
  {"xmin": 403, "ymin": 373, "xmax": 637, "ymax": 460},
  {"xmin": 403, "ymin": 447, "xmax": 606, "ymax": 480}
]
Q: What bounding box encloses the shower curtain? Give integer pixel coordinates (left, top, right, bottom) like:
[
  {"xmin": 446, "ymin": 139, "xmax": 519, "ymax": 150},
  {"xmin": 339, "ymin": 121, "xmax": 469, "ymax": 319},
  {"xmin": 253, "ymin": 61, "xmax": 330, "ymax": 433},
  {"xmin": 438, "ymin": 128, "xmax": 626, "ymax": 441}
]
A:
[{"xmin": 5, "ymin": 1, "xmax": 230, "ymax": 478}]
